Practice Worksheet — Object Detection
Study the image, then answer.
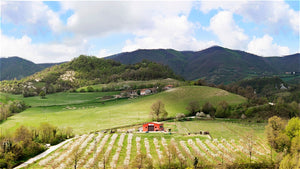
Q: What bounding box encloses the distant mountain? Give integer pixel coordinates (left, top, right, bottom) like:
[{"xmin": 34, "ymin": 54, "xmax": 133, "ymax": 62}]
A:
[
  {"xmin": 0, "ymin": 57, "xmax": 61, "ymax": 81},
  {"xmin": 107, "ymin": 46, "xmax": 300, "ymax": 84}
]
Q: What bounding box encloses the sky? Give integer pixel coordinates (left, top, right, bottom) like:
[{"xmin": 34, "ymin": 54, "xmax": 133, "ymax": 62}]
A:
[{"xmin": 0, "ymin": 0, "xmax": 299, "ymax": 63}]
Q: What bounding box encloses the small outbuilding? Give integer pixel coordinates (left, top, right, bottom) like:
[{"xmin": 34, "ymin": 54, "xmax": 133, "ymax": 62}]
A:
[{"xmin": 143, "ymin": 122, "xmax": 164, "ymax": 132}]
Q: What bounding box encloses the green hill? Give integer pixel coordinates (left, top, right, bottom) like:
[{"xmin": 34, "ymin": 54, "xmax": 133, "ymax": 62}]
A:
[
  {"xmin": 0, "ymin": 56, "xmax": 61, "ymax": 81},
  {"xmin": 0, "ymin": 86, "xmax": 246, "ymax": 134},
  {"xmin": 108, "ymin": 46, "xmax": 300, "ymax": 84},
  {"xmin": 0, "ymin": 55, "xmax": 180, "ymax": 95}
]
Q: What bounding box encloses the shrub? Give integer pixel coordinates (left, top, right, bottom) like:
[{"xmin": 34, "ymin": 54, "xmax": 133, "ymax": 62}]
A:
[
  {"xmin": 176, "ymin": 113, "xmax": 185, "ymax": 121},
  {"xmin": 87, "ymin": 86, "xmax": 94, "ymax": 92},
  {"xmin": 215, "ymin": 101, "xmax": 231, "ymax": 118},
  {"xmin": 39, "ymin": 91, "xmax": 46, "ymax": 99},
  {"xmin": 186, "ymin": 101, "xmax": 200, "ymax": 116}
]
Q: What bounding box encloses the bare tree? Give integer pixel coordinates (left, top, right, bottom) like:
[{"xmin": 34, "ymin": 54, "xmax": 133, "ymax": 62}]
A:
[
  {"xmin": 150, "ymin": 100, "xmax": 168, "ymax": 121},
  {"xmin": 244, "ymin": 130, "xmax": 254, "ymax": 163}
]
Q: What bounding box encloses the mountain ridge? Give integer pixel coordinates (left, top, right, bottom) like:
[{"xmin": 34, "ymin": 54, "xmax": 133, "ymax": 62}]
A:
[
  {"xmin": 1, "ymin": 46, "xmax": 299, "ymax": 84},
  {"xmin": 0, "ymin": 56, "xmax": 63, "ymax": 81},
  {"xmin": 107, "ymin": 46, "xmax": 300, "ymax": 84}
]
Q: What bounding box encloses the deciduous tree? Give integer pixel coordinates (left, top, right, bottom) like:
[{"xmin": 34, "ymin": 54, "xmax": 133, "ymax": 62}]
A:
[
  {"xmin": 186, "ymin": 101, "xmax": 200, "ymax": 116},
  {"xmin": 150, "ymin": 100, "xmax": 168, "ymax": 121}
]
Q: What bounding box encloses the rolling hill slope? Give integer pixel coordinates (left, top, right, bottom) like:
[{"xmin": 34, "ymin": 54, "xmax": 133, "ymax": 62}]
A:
[
  {"xmin": 1, "ymin": 86, "xmax": 246, "ymax": 134},
  {"xmin": 108, "ymin": 46, "xmax": 300, "ymax": 84}
]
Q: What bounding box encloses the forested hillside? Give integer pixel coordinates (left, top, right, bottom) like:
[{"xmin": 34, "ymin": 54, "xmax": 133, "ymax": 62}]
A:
[
  {"xmin": 0, "ymin": 57, "xmax": 60, "ymax": 81},
  {"xmin": 108, "ymin": 46, "xmax": 300, "ymax": 84},
  {"xmin": 0, "ymin": 55, "xmax": 180, "ymax": 96}
]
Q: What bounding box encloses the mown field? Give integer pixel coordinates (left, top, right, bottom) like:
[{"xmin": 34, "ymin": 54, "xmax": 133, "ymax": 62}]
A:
[
  {"xmin": 165, "ymin": 120, "xmax": 267, "ymax": 140},
  {"xmin": 0, "ymin": 86, "xmax": 246, "ymax": 135},
  {"xmin": 29, "ymin": 131, "xmax": 270, "ymax": 169}
]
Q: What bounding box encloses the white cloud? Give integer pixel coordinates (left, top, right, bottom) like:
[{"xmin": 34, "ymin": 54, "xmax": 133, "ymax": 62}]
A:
[
  {"xmin": 200, "ymin": 0, "xmax": 299, "ymax": 34},
  {"xmin": 207, "ymin": 11, "xmax": 248, "ymax": 49},
  {"xmin": 247, "ymin": 34, "xmax": 290, "ymax": 56},
  {"xmin": 97, "ymin": 49, "xmax": 112, "ymax": 58},
  {"xmin": 122, "ymin": 15, "xmax": 216, "ymax": 52},
  {"xmin": 0, "ymin": 30, "xmax": 90, "ymax": 63},
  {"xmin": 61, "ymin": 1, "xmax": 192, "ymax": 37},
  {"xmin": 1, "ymin": 1, "xmax": 63, "ymax": 33}
]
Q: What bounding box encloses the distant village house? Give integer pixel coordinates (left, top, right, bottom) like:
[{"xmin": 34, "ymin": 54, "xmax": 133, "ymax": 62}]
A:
[
  {"xmin": 140, "ymin": 89, "xmax": 151, "ymax": 95},
  {"xmin": 164, "ymin": 85, "xmax": 174, "ymax": 90}
]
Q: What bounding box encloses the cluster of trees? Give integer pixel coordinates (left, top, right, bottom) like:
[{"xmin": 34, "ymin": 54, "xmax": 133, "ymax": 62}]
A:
[
  {"xmin": 266, "ymin": 116, "xmax": 300, "ymax": 168},
  {"xmin": 243, "ymin": 98, "xmax": 300, "ymax": 120},
  {"xmin": 0, "ymin": 100, "xmax": 27, "ymax": 122},
  {"xmin": 185, "ymin": 98, "xmax": 300, "ymax": 120},
  {"xmin": 193, "ymin": 77, "xmax": 300, "ymax": 104},
  {"xmin": 185, "ymin": 101, "xmax": 232, "ymax": 118},
  {"xmin": 192, "ymin": 77, "xmax": 300, "ymax": 120},
  {"xmin": 0, "ymin": 123, "xmax": 73, "ymax": 168}
]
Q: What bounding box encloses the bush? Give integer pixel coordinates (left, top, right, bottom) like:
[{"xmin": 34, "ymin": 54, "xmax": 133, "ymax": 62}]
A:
[
  {"xmin": 79, "ymin": 88, "xmax": 86, "ymax": 92},
  {"xmin": 176, "ymin": 113, "xmax": 185, "ymax": 121},
  {"xmin": 186, "ymin": 101, "xmax": 200, "ymax": 116},
  {"xmin": 9, "ymin": 100, "xmax": 27, "ymax": 113},
  {"xmin": 215, "ymin": 101, "xmax": 231, "ymax": 118},
  {"xmin": 87, "ymin": 86, "xmax": 94, "ymax": 92},
  {"xmin": 39, "ymin": 91, "xmax": 46, "ymax": 99}
]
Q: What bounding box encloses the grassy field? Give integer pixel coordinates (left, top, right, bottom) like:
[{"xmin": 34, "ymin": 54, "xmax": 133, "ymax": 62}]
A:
[
  {"xmin": 167, "ymin": 119, "xmax": 267, "ymax": 140},
  {"xmin": 0, "ymin": 86, "xmax": 246, "ymax": 135},
  {"xmin": 1, "ymin": 91, "xmax": 119, "ymax": 107}
]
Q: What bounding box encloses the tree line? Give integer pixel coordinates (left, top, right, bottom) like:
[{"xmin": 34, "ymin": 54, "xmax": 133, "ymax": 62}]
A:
[
  {"xmin": 0, "ymin": 99, "xmax": 27, "ymax": 122},
  {"xmin": 266, "ymin": 116, "xmax": 300, "ymax": 168}
]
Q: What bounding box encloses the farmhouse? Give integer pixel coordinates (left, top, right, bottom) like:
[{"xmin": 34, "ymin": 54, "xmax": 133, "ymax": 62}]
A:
[{"xmin": 143, "ymin": 122, "xmax": 164, "ymax": 132}]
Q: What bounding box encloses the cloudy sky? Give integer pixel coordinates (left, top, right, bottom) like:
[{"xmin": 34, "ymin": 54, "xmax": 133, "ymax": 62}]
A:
[{"xmin": 1, "ymin": 1, "xmax": 299, "ymax": 63}]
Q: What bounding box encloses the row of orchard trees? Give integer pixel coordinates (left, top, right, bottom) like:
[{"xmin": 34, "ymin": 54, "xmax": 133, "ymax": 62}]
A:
[
  {"xmin": 266, "ymin": 116, "xmax": 300, "ymax": 168},
  {"xmin": 0, "ymin": 123, "xmax": 73, "ymax": 168}
]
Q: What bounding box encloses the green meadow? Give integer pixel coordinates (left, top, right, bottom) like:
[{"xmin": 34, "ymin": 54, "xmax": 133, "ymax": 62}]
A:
[
  {"xmin": 1, "ymin": 91, "xmax": 119, "ymax": 107},
  {"xmin": 0, "ymin": 86, "xmax": 246, "ymax": 135}
]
